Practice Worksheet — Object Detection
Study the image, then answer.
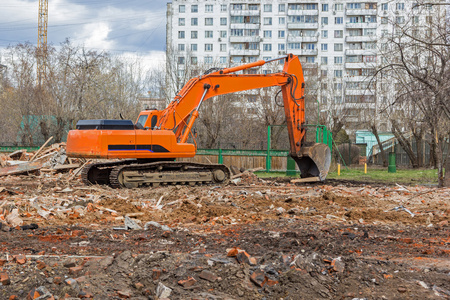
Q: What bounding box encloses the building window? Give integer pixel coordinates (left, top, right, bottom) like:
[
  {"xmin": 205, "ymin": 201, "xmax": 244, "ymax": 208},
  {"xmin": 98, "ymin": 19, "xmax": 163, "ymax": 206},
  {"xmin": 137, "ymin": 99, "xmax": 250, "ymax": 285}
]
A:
[
  {"xmin": 288, "ymin": 43, "xmax": 301, "ymax": 50},
  {"xmin": 279, "ymin": 17, "xmax": 285, "ymax": 25},
  {"xmin": 263, "ymin": 30, "xmax": 272, "ymax": 38},
  {"xmin": 279, "ymin": 4, "xmax": 286, "ymax": 12},
  {"xmin": 220, "ymin": 44, "xmax": 226, "ymax": 52},
  {"xmin": 191, "ymin": 18, "xmax": 198, "ymax": 26},
  {"xmin": 322, "ymin": 4, "xmax": 328, "ymax": 11},
  {"xmin": 178, "ymin": 18, "xmax": 185, "ymax": 26},
  {"xmin": 321, "ymin": 57, "xmax": 328, "ymax": 65},
  {"xmin": 396, "ymin": 3, "xmax": 404, "ymax": 10},
  {"xmin": 334, "ymin": 83, "xmax": 342, "ymax": 90},
  {"xmin": 220, "ymin": 31, "xmax": 227, "ymax": 38},
  {"xmin": 220, "ymin": 57, "xmax": 227, "ymax": 64},
  {"xmin": 178, "ymin": 31, "xmax": 185, "ymax": 39},
  {"xmin": 178, "ymin": 44, "xmax": 185, "ymax": 51},
  {"xmin": 304, "ymin": 43, "xmax": 315, "ymax": 50},
  {"xmin": 278, "ymin": 43, "xmax": 285, "ymax": 51},
  {"xmin": 334, "ymin": 3, "xmax": 343, "ymax": 11},
  {"xmin": 249, "ymin": 4, "xmax": 259, "ymax": 10},
  {"xmin": 321, "ymin": 30, "xmax": 328, "ymax": 38},
  {"xmin": 321, "ymin": 43, "xmax": 328, "ymax": 51},
  {"xmin": 334, "ymin": 43, "xmax": 343, "ymax": 51},
  {"xmin": 426, "ymin": 16, "xmax": 432, "ymax": 23},
  {"xmin": 321, "ymin": 70, "xmax": 327, "ymax": 77},
  {"xmin": 205, "ymin": 4, "xmax": 213, "ymax": 12},
  {"xmin": 264, "ymin": 4, "xmax": 272, "ymax": 12},
  {"xmin": 220, "ymin": 17, "xmax": 227, "ymax": 25},
  {"xmin": 179, "ymin": 5, "xmax": 185, "ymax": 13},
  {"xmin": 205, "ymin": 57, "xmax": 213, "ymax": 64},
  {"xmin": 191, "ymin": 57, "xmax": 197, "ymax": 65},
  {"xmin": 191, "ymin": 31, "xmax": 197, "ymax": 39},
  {"xmin": 191, "ymin": 5, "xmax": 198, "ymax": 13},
  {"xmin": 381, "ymin": 17, "xmax": 388, "ymax": 24},
  {"xmin": 249, "ymin": 43, "xmax": 259, "ymax": 50},
  {"xmin": 413, "ymin": 16, "xmax": 419, "ymax": 24},
  {"xmin": 278, "ymin": 30, "xmax": 285, "ymax": 38},
  {"xmin": 334, "ymin": 57, "xmax": 343, "ymax": 64},
  {"xmin": 264, "ymin": 17, "xmax": 272, "ymax": 25},
  {"xmin": 306, "ymin": 56, "xmax": 315, "ymax": 63},
  {"xmin": 205, "ymin": 44, "xmax": 213, "ymax": 52},
  {"xmin": 334, "ymin": 70, "xmax": 343, "ymax": 77},
  {"xmin": 381, "ymin": 3, "xmax": 388, "ymax": 10},
  {"xmin": 396, "ymin": 16, "xmax": 405, "ymax": 24},
  {"xmin": 221, "ymin": 4, "xmax": 227, "ymax": 12},
  {"xmin": 367, "ymin": 16, "xmax": 377, "ymax": 23},
  {"xmin": 191, "ymin": 44, "xmax": 197, "ymax": 51},
  {"xmin": 263, "ymin": 44, "xmax": 272, "ymax": 51},
  {"xmin": 335, "ymin": 17, "xmax": 343, "ymax": 24},
  {"xmin": 321, "ymin": 17, "xmax": 328, "ymax": 25},
  {"xmin": 334, "ymin": 30, "xmax": 343, "ymax": 38},
  {"xmin": 178, "ymin": 56, "xmax": 185, "ymax": 64},
  {"xmin": 205, "ymin": 31, "xmax": 213, "ymax": 38},
  {"xmin": 205, "ymin": 18, "xmax": 213, "ymax": 26}
]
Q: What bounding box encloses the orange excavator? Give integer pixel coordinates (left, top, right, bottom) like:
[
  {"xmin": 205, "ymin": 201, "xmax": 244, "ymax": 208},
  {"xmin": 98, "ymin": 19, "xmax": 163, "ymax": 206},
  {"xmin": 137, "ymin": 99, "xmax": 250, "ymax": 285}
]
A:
[{"xmin": 66, "ymin": 54, "xmax": 331, "ymax": 188}]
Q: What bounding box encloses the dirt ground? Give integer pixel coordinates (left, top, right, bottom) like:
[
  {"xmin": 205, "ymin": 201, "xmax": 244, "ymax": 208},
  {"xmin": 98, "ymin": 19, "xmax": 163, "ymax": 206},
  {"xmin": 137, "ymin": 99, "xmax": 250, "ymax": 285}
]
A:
[{"xmin": 0, "ymin": 170, "xmax": 449, "ymax": 299}]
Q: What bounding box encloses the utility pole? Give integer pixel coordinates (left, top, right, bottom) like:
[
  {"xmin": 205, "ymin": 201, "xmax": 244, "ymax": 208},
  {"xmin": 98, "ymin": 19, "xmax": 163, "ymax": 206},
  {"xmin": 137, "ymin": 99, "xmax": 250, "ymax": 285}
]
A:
[{"xmin": 37, "ymin": 0, "xmax": 48, "ymax": 86}]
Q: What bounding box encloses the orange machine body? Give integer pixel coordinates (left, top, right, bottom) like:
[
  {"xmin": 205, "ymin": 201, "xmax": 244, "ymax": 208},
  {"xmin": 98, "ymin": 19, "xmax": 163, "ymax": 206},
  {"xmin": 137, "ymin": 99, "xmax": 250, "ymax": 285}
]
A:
[{"xmin": 66, "ymin": 54, "xmax": 305, "ymax": 161}]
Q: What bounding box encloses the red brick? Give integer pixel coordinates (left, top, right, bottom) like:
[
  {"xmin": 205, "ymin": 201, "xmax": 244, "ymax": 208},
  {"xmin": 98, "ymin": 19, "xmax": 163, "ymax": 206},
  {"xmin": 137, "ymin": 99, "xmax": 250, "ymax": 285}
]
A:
[
  {"xmin": 226, "ymin": 247, "xmax": 241, "ymax": 257},
  {"xmin": 1, "ymin": 272, "xmax": 10, "ymax": 285},
  {"xmin": 199, "ymin": 270, "xmax": 218, "ymax": 282},
  {"xmin": 36, "ymin": 261, "xmax": 46, "ymax": 270},
  {"xmin": 178, "ymin": 276, "xmax": 197, "ymax": 288},
  {"xmin": 266, "ymin": 279, "xmax": 278, "ymax": 286},
  {"xmin": 152, "ymin": 269, "xmax": 161, "ymax": 280},
  {"xmin": 69, "ymin": 266, "xmax": 83, "ymax": 276},
  {"xmin": 53, "ymin": 277, "xmax": 62, "ymax": 285},
  {"xmin": 250, "ymin": 269, "xmax": 267, "ymax": 287},
  {"xmin": 0, "ymin": 259, "xmax": 7, "ymax": 266},
  {"xmin": 14, "ymin": 254, "xmax": 26, "ymax": 265},
  {"xmin": 236, "ymin": 251, "xmax": 251, "ymax": 264}
]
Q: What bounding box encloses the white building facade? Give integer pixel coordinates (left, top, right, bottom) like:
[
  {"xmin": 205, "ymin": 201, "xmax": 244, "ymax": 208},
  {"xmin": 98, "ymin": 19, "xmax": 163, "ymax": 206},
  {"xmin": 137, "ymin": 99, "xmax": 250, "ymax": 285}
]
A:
[{"xmin": 166, "ymin": 0, "xmax": 440, "ymax": 133}]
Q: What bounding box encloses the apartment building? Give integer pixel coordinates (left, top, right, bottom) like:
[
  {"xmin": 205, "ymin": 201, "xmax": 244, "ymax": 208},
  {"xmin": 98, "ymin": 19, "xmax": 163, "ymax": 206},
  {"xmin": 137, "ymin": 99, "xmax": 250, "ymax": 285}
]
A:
[{"xmin": 166, "ymin": 0, "xmax": 439, "ymax": 133}]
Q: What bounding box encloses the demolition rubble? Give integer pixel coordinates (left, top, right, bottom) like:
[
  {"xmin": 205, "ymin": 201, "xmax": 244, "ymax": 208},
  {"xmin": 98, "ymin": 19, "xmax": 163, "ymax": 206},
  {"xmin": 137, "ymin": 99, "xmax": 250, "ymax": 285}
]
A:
[{"xmin": 0, "ymin": 144, "xmax": 449, "ymax": 299}]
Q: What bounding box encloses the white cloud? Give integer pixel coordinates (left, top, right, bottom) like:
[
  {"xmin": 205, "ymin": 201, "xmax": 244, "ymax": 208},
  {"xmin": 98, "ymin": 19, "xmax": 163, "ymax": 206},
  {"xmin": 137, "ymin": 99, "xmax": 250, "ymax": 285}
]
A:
[{"xmin": 76, "ymin": 22, "xmax": 115, "ymax": 50}]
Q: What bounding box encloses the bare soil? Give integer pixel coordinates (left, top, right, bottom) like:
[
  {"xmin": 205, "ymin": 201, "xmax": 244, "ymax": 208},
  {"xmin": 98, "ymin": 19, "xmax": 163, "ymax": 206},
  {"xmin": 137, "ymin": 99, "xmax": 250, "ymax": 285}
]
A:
[{"xmin": 0, "ymin": 172, "xmax": 449, "ymax": 299}]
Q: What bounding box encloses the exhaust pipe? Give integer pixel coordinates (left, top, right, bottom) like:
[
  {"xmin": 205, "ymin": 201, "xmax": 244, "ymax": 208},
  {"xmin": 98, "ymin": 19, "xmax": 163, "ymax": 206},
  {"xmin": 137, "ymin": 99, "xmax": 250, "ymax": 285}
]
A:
[{"xmin": 291, "ymin": 143, "xmax": 331, "ymax": 181}]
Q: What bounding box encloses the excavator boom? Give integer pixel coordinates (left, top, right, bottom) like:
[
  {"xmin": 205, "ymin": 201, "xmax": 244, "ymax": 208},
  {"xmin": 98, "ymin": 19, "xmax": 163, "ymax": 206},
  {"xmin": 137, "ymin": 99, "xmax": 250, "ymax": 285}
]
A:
[{"xmin": 66, "ymin": 54, "xmax": 331, "ymax": 188}]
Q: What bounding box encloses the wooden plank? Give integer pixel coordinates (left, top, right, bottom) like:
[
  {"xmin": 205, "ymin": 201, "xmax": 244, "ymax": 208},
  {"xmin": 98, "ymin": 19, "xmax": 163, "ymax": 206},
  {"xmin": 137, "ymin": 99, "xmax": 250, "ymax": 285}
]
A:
[
  {"xmin": 30, "ymin": 136, "xmax": 54, "ymax": 162},
  {"xmin": 0, "ymin": 160, "xmax": 46, "ymax": 176},
  {"xmin": 291, "ymin": 177, "xmax": 321, "ymax": 183}
]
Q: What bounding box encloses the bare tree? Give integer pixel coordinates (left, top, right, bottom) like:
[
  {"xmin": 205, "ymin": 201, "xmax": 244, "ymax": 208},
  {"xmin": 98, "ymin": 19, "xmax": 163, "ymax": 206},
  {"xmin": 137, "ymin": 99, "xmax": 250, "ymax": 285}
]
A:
[{"xmin": 376, "ymin": 0, "xmax": 449, "ymax": 186}]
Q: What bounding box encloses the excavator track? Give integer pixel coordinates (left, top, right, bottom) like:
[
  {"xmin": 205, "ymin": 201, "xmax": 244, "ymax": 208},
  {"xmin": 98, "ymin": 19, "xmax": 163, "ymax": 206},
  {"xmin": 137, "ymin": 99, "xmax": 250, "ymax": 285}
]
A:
[
  {"xmin": 109, "ymin": 162, "xmax": 231, "ymax": 189},
  {"xmin": 81, "ymin": 160, "xmax": 137, "ymax": 186}
]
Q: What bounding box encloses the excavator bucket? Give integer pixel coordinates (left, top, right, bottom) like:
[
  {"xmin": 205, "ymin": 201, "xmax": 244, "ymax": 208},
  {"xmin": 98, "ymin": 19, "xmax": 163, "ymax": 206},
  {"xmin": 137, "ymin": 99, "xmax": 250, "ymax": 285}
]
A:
[{"xmin": 291, "ymin": 143, "xmax": 331, "ymax": 181}]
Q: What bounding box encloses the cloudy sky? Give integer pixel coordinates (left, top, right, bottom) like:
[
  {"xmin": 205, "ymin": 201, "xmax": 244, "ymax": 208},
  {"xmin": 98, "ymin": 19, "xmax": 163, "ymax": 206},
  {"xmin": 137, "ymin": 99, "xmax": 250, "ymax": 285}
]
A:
[{"xmin": 0, "ymin": 0, "xmax": 170, "ymax": 69}]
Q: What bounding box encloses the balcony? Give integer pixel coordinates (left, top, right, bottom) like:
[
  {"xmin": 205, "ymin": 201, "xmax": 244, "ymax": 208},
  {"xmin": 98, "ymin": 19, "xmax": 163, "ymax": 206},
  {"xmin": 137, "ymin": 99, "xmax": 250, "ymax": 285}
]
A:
[
  {"xmin": 230, "ymin": 10, "xmax": 260, "ymax": 16},
  {"xmin": 287, "ymin": 23, "xmax": 319, "ymax": 29},
  {"xmin": 229, "ymin": 36, "xmax": 261, "ymax": 43},
  {"xmin": 230, "ymin": 49, "xmax": 260, "ymax": 56},
  {"xmin": 230, "ymin": 23, "xmax": 260, "ymax": 30},
  {"xmin": 345, "ymin": 89, "xmax": 375, "ymax": 95},
  {"xmin": 345, "ymin": 22, "xmax": 377, "ymax": 29},
  {"xmin": 345, "ymin": 35, "xmax": 376, "ymax": 42},
  {"xmin": 345, "ymin": 76, "xmax": 368, "ymax": 82},
  {"xmin": 345, "ymin": 62, "xmax": 366, "ymax": 69},
  {"xmin": 345, "ymin": 49, "xmax": 376, "ymax": 55},
  {"xmin": 301, "ymin": 49, "xmax": 318, "ymax": 56},
  {"xmin": 287, "ymin": 9, "xmax": 319, "ymax": 16},
  {"xmin": 301, "ymin": 62, "xmax": 319, "ymax": 69},
  {"xmin": 287, "ymin": 36, "xmax": 318, "ymax": 43},
  {"xmin": 345, "ymin": 9, "xmax": 377, "ymax": 15}
]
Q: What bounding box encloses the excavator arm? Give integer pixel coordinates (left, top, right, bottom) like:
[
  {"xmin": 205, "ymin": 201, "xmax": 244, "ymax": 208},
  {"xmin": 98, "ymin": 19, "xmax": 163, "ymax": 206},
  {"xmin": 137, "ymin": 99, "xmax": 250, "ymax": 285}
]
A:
[{"xmin": 154, "ymin": 54, "xmax": 330, "ymax": 179}]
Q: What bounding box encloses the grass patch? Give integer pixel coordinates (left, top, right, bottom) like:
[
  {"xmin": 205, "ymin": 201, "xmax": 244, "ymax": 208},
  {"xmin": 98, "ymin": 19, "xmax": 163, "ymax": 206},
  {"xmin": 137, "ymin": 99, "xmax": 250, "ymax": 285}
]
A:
[{"xmin": 255, "ymin": 167, "xmax": 439, "ymax": 185}]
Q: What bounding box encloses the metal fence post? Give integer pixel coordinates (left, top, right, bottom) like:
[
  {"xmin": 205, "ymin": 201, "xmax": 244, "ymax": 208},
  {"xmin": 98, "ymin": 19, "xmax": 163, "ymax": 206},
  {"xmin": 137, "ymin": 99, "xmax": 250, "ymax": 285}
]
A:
[
  {"xmin": 218, "ymin": 148, "xmax": 223, "ymax": 164},
  {"xmin": 266, "ymin": 126, "xmax": 271, "ymax": 172}
]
